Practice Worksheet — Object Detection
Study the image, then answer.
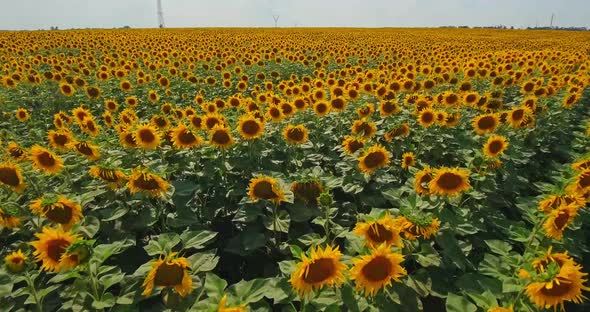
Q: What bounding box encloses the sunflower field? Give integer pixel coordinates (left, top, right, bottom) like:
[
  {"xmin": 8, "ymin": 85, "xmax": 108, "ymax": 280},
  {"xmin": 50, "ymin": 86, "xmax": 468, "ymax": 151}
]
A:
[{"xmin": 1, "ymin": 28, "xmax": 590, "ymax": 312}]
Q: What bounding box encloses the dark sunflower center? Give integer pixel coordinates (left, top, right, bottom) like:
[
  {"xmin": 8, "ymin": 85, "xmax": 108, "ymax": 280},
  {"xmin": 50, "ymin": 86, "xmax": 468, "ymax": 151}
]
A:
[
  {"xmin": 445, "ymin": 94, "xmax": 458, "ymax": 104},
  {"xmin": 421, "ymin": 112, "xmax": 434, "ymax": 123},
  {"xmin": 18, "ymin": 112, "xmax": 26, "ymax": 118},
  {"xmin": 466, "ymin": 95, "xmax": 477, "ymax": 103},
  {"xmin": 206, "ymin": 118, "xmax": 220, "ymax": 129},
  {"xmin": 347, "ymin": 140, "xmax": 364, "ymax": 153},
  {"xmin": 355, "ymin": 123, "xmax": 373, "ymax": 136},
  {"xmin": 364, "ymin": 151, "xmax": 386, "ymax": 169},
  {"xmin": 524, "ymin": 83, "xmax": 535, "ymax": 92},
  {"xmin": 367, "ymin": 223, "xmax": 393, "ymax": 243},
  {"xmin": 44, "ymin": 203, "xmax": 73, "ymax": 224},
  {"xmin": 134, "ymin": 174, "xmax": 160, "ymax": 190},
  {"xmin": 540, "ymin": 278, "xmax": 574, "ymax": 297},
  {"xmin": 87, "ymin": 88, "xmax": 99, "ymax": 97},
  {"xmin": 404, "ymin": 156, "xmax": 414, "ymax": 165},
  {"xmin": 139, "ymin": 129, "xmax": 156, "ymax": 143},
  {"xmin": 242, "ymin": 120, "xmax": 260, "ymax": 135},
  {"xmin": 62, "ymin": 85, "xmax": 72, "ymax": 93},
  {"xmin": 554, "ymin": 211, "xmax": 570, "ymax": 230},
  {"xmin": 332, "ymin": 99, "xmax": 344, "ymax": 109},
  {"xmin": 212, "ymin": 130, "xmax": 231, "ymax": 145},
  {"xmin": 287, "ymin": 128, "xmax": 305, "ymax": 141},
  {"xmin": 361, "ymin": 256, "xmax": 393, "ymax": 282},
  {"xmin": 124, "ymin": 133, "xmax": 137, "ymax": 146},
  {"xmin": 37, "ymin": 152, "xmax": 56, "ymax": 167},
  {"xmin": 478, "ymin": 116, "xmax": 496, "ymax": 130},
  {"xmin": 11, "ymin": 257, "xmax": 23, "ymax": 264},
  {"xmin": 191, "ymin": 117, "xmax": 202, "ymax": 128},
  {"xmin": 154, "ymin": 263, "xmax": 184, "ymax": 287},
  {"xmin": 282, "ymin": 104, "xmax": 293, "ymax": 115},
  {"xmin": 303, "ymin": 258, "xmax": 335, "ymax": 284},
  {"xmin": 270, "ymin": 108, "xmax": 281, "ymax": 118},
  {"xmin": 253, "ymin": 181, "xmax": 277, "ymax": 200},
  {"xmin": 579, "ymin": 173, "xmax": 590, "ymax": 188},
  {"xmin": 53, "ymin": 134, "xmax": 69, "ymax": 146},
  {"xmin": 76, "ymin": 143, "xmax": 94, "ymax": 156},
  {"xmin": 436, "ymin": 172, "xmax": 463, "ymax": 190},
  {"xmin": 316, "ymin": 103, "xmax": 327, "ymax": 113},
  {"xmin": 86, "ymin": 121, "xmax": 97, "ymax": 132},
  {"xmin": 99, "ymin": 169, "xmax": 120, "ymax": 182},
  {"xmin": 0, "ymin": 167, "xmax": 21, "ymax": 186},
  {"xmin": 512, "ymin": 109, "xmax": 525, "ymax": 121},
  {"xmin": 9, "ymin": 148, "xmax": 24, "ymax": 158},
  {"xmin": 293, "ymin": 182, "xmax": 322, "ymax": 203},
  {"xmin": 178, "ymin": 130, "xmax": 197, "ymax": 144},
  {"xmin": 383, "ymin": 102, "xmax": 396, "ymax": 113},
  {"xmin": 76, "ymin": 112, "xmax": 88, "ymax": 121},
  {"xmin": 488, "ymin": 140, "xmax": 504, "ymax": 154},
  {"xmin": 46, "ymin": 238, "xmax": 70, "ymax": 262}
]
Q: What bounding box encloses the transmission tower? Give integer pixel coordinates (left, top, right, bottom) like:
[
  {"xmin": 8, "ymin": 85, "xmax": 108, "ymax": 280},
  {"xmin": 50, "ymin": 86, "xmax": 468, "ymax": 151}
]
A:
[
  {"xmin": 157, "ymin": 0, "xmax": 165, "ymax": 28},
  {"xmin": 272, "ymin": 15, "xmax": 280, "ymax": 28}
]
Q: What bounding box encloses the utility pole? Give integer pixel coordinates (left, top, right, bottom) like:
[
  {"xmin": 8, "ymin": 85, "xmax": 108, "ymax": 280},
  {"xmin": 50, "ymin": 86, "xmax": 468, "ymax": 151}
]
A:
[
  {"xmin": 550, "ymin": 13, "xmax": 555, "ymax": 28},
  {"xmin": 157, "ymin": 0, "xmax": 165, "ymax": 28},
  {"xmin": 272, "ymin": 15, "xmax": 280, "ymax": 28}
]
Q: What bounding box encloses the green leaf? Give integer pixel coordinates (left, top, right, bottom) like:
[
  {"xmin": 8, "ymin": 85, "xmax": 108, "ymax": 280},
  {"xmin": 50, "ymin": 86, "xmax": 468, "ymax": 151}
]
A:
[
  {"xmin": 289, "ymin": 245, "xmax": 303, "ymax": 259},
  {"xmin": 278, "ymin": 260, "xmax": 296, "ymax": 275},
  {"xmin": 93, "ymin": 239, "xmax": 134, "ymax": 264},
  {"xmin": 188, "ymin": 251, "xmax": 219, "ymax": 273},
  {"xmin": 78, "ymin": 216, "xmax": 100, "ymax": 238},
  {"xmin": 341, "ymin": 284, "xmax": 360, "ymax": 312},
  {"xmin": 484, "ymin": 240, "xmax": 512, "ymax": 256},
  {"xmin": 263, "ymin": 210, "xmax": 290, "ymax": 233},
  {"xmin": 204, "ymin": 273, "xmax": 227, "ymax": 300},
  {"xmin": 92, "ymin": 292, "xmax": 116, "ymax": 309},
  {"xmin": 181, "ymin": 230, "xmax": 218, "ymax": 250},
  {"xmin": 0, "ymin": 273, "xmax": 13, "ymax": 297},
  {"xmin": 446, "ymin": 293, "xmax": 477, "ymax": 312},
  {"xmin": 143, "ymin": 233, "xmax": 181, "ymax": 256},
  {"xmin": 502, "ymin": 278, "xmax": 522, "ymax": 293},
  {"xmin": 99, "ymin": 271, "xmax": 125, "ymax": 291},
  {"xmin": 229, "ymin": 278, "xmax": 274, "ymax": 305}
]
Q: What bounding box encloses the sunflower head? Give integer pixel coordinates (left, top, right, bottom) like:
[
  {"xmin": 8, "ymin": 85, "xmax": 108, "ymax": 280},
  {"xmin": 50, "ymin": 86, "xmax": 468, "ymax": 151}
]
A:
[
  {"xmin": 142, "ymin": 253, "xmax": 193, "ymax": 298},
  {"xmin": 291, "ymin": 180, "xmax": 324, "ymax": 205},
  {"xmin": 395, "ymin": 214, "xmax": 440, "ymax": 240},
  {"xmin": 248, "ymin": 175, "xmax": 285, "ymax": 204},
  {"xmin": 417, "ymin": 109, "xmax": 436, "ymax": 128},
  {"xmin": 29, "ymin": 145, "xmax": 63, "ymax": 174},
  {"xmin": 542, "ymin": 204, "xmax": 579, "ymax": 240},
  {"xmin": 0, "ymin": 162, "xmax": 26, "ymax": 193},
  {"xmin": 351, "ymin": 119, "xmax": 377, "ymax": 139},
  {"xmin": 428, "ymin": 167, "xmax": 471, "ymax": 196},
  {"xmin": 473, "ymin": 113, "xmax": 499, "ymax": 135},
  {"xmin": 6, "ymin": 141, "xmax": 27, "ymax": 162},
  {"xmin": 170, "ymin": 124, "xmax": 203, "ymax": 149},
  {"xmin": 134, "ymin": 124, "xmax": 161, "ymax": 150},
  {"xmin": 4, "ymin": 249, "xmax": 27, "ymax": 273},
  {"xmin": 353, "ymin": 213, "xmax": 402, "ymax": 248},
  {"xmin": 29, "ymin": 195, "xmax": 83, "ymax": 230},
  {"xmin": 350, "ymin": 243, "xmax": 407, "ymax": 296},
  {"xmin": 30, "ymin": 226, "xmax": 78, "ymax": 272},
  {"xmin": 401, "ymin": 152, "xmax": 416, "ymax": 169},
  {"xmin": 15, "ymin": 108, "xmax": 30, "ymax": 122},
  {"xmin": 358, "ymin": 145, "xmax": 391, "ymax": 175},
  {"xmin": 127, "ymin": 167, "xmax": 170, "ymax": 198},
  {"xmin": 342, "ymin": 136, "xmax": 365, "ymax": 155},
  {"xmin": 237, "ymin": 114, "xmax": 265, "ymax": 140},
  {"xmin": 283, "ymin": 124, "xmax": 309, "ymax": 145},
  {"xmin": 289, "ymin": 245, "xmax": 347, "ymax": 297},
  {"xmin": 209, "ymin": 124, "xmax": 234, "ymax": 150},
  {"xmin": 89, "ymin": 165, "xmax": 128, "ymax": 188},
  {"xmin": 68, "ymin": 141, "xmax": 101, "ymax": 161},
  {"xmin": 483, "ymin": 135, "xmax": 509, "ymax": 158}
]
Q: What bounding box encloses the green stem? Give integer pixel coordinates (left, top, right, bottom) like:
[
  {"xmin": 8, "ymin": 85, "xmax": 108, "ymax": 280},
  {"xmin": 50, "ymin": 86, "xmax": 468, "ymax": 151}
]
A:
[
  {"xmin": 324, "ymin": 205, "xmax": 331, "ymax": 243},
  {"xmin": 87, "ymin": 264, "xmax": 103, "ymax": 311},
  {"xmin": 24, "ymin": 272, "xmax": 43, "ymax": 312},
  {"xmin": 272, "ymin": 202, "xmax": 280, "ymax": 250}
]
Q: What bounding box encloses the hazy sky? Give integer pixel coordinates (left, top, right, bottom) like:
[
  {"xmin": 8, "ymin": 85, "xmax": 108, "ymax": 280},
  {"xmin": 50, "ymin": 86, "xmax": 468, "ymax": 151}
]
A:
[{"xmin": 1, "ymin": 0, "xmax": 589, "ymax": 30}]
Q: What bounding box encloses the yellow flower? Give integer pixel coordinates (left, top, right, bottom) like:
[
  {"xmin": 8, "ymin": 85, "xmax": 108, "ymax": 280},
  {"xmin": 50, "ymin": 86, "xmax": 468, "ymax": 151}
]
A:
[
  {"xmin": 134, "ymin": 124, "xmax": 161, "ymax": 150},
  {"xmin": 209, "ymin": 125, "xmax": 234, "ymax": 149},
  {"xmin": 401, "ymin": 152, "xmax": 416, "ymax": 169},
  {"xmin": 88, "ymin": 166, "xmax": 127, "ymax": 189},
  {"xmin": 282, "ymin": 124, "xmax": 309, "ymax": 145},
  {"xmin": 358, "ymin": 145, "xmax": 391, "ymax": 174},
  {"xmin": 428, "ymin": 167, "xmax": 471, "ymax": 196},
  {"xmin": 15, "ymin": 108, "xmax": 30, "ymax": 122},
  {"xmin": 142, "ymin": 253, "xmax": 193, "ymax": 297},
  {"xmin": 542, "ymin": 204, "xmax": 579, "ymax": 240},
  {"xmin": 353, "ymin": 213, "xmax": 402, "ymax": 248},
  {"xmin": 29, "ymin": 145, "xmax": 63, "ymax": 174},
  {"xmin": 248, "ymin": 175, "xmax": 285, "ymax": 205},
  {"xmin": 0, "ymin": 207, "xmax": 21, "ymax": 229},
  {"xmin": 127, "ymin": 167, "xmax": 170, "ymax": 198},
  {"xmin": 170, "ymin": 124, "xmax": 203, "ymax": 149},
  {"xmin": 350, "ymin": 244, "xmax": 406, "ymax": 296},
  {"xmin": 30, "ymin": 195, "xmax": 83, "ymax": 230},
  {"xmin": 237, "ymin": 114, "xmax": 265, "ymax": 140},
  {"xmin": 0, "ymin": 162, "xmax": 26, "ymax": 192},
  {"xmin": 30, "ymin": 227, "xmax": 78, "ymax": 272},
  {"xmin": 289, "ymin": 245, "xmax": 347, "ymax": 297},
  {"xmin": 483, "ymin": 135, "xmax": 509, "ymax": 158},
  {"xmin": 394, "ymin": 215, "xmax": 440, "ymax": 240},
  {"xmin": 4, "ymin": 249, "xmax": 27, "ymax": 273}
]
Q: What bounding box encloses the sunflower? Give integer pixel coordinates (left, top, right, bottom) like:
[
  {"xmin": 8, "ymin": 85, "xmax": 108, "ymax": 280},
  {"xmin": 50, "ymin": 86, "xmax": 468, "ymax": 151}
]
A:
[
  {"xmin": 102, "ymin": 111, "xmax": 114, "ymax": 127},
  {"xmin": 283, "ymin": 124, "xmax": 309, "ymax": 145},
  {"xmin": 119, "ymin": 130, "xmax": 138, "ymax": 149},
  {"xmin": 341, "ymin": 136, "xmax": 365, "ymax": 155},
  {"xmin": 0, "ymin": 162, "xmax": 26, "ymax": 192},
  {"xmin": 524, "ymin": 251, "xmax": 589, "ymax": 311},
  {"xmin": 265, "ymin": 105, "xmax": 284, "ymax": 122},
  {"xmin": 59, "ymin": 82, "xmax": 75, "ymax": 96},
  {"xmin": 384, "ymin": 124, "xmax": 411, "ymax": 142},
  {"xmin": 142, "ymin": 253, "xmax": 192, "ymax": 297},
  {"xmin": 538, "ymin": 194, "xmax": 587, "ymax": 214},
  {"xmin": 81, "ymin": 118, "xmax": 100, "ymax": 136},
  {"xmin": 291, "ymin": 180, "xmax": 324, "ymax": 205},
  {"xmin": 30, "ymin": 195, "xmax": 83, "ymax": 230},
  {"xmin": 571, "ymin": 169, "xmax": 590, "ymax": 193},
  {"xmin": 85, "ymin": 86, "xmax": 101, "ymax": 99},
  {"xmin": 429, "ymin": 167, "xmax": 471, "ymax": 196},
  {"xmin": 313, "ymin": 101, "xmax": 330, "ymax": 117},
  {"xmin": 127, "ymin": 167, "xmax": 170, "ymax": 198},
  {"xmin": 204, "ymin": 113, "xmax": 225, "ymax": 130},
  {"xmin": 29, "ymin": 145, "xmax": 63, "ymax": 174},
  {"xmin": 356, "ymin": 104, "xmax": 375, "ymax": 118},
  {"xmin": 483, "ymin": 135, "xmax": 509, "ymax": 158},
  {"xmin": 507, "ymin": 107, "xmax": 531, "ymax": 128},
  {"xmin": 289, "ymin": 245, "xmax": 347, "ymax": 297},
  {"xmin": 68, "ymin": 141, "xmax": 101, "ymax": 161},
  {"xmin": 248, "ymin": 175, "xmax": 285, "ymax": 204},
  {"xmin": 125, "ymin": 96, "xmax": 139, "ymax": 108},
  {"xmin": 353, "ymin": 213, "xmax": 402, "ymax": 248},
  {"xmin": 15, "ymin": 108, "xmax": 30, "ymax": 122},
  {"xmin": 170, "ymin": 124, "xmax": 203, "ymax": 149},
  {"xmin": 394, "ymin": 150, "xmax": 415, "ymax": 169},
  {"xmin": 417, "ymin": 109, "xmax": 436, "ymax": 128},
  {"xmin": 572, "ymin": 159, "xmax": 590, "ymax": 172},
  {"xmin": 351, "ymin": 119, "xmax": 377, "ymax": 139},
  {"xmin": 378, "ymin": 100, "xmax": 400, "ymax": 117},
  {"xmin": 0, "ymin": 207, "xmax": 21, "ymax": 229},
  {"xmin": 358, "ymin": 145, "xmax": 391, "ymax": 174},
  {"xmin": 30, "ymin": 227, "xmax": 78, "ymax": 272},
  {"xmin": 209, "ymin": 125, "xmax": 234, "ymax": 150},
  {"xmin": 4, "ymin": 249, "xmax": 27, "ymax": 273},
  {"xmin": 394, "ymin": 215, "xmax": 440, "ymax": 240},
  {"xmin": 72, "ymin": 106, "xmax": 92, "ymax": 125},
  {"xmin": 330, "ymin": 97, "xmax": 347, "ymax": 112},
  {"xmin": 218, "ymin": 294, "xmax": 247, "ymax": 312},
  {"xmin": 350, "ymin": 244, "xmax": 407, "ymax": 296},
  {"xmin": 473, "ymin": 113, "xmax": 499, "ymax": 135},
  {"xmin": 542, "ymin": 204, "xmax": 579, "ymax": 240},
  {"xmin": 48, "ymin": 129, "xmax": 72, "ymax": 151},
  {"xmin": 148, "ymin": 90, "xmax": 160, "ymax": 103},
  {"xmin": 120, "ymin": 80, "xmax": 132, "ymax": 92},
  {"xmin": 88, "ymin": 165, "xmax": 127, "ymax": 188},
  {"xmin": 7, "ymin": 142, "xmax": 27, "ymax": 162},
  {"xmin": 237, "ymin": 114, "xmax": 264, "ymax": 140},
  {"xmin": 134, "ymin": 124, "xmax": 161, "ymax": 150}
]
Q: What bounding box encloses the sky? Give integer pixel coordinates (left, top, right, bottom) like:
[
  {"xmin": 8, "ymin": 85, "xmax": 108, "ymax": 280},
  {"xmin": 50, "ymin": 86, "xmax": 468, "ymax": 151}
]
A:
[{"xmin": 1, "ymin": 0, "xmax": 589, "ymax": 30}]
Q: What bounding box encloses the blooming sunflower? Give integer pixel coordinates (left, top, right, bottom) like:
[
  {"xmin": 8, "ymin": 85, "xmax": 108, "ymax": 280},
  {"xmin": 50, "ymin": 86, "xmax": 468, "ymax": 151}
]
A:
[
  {"xmin": 483, "ymin": 135, "xmax": 509, "ymax": 158},
  {"xmin": 0, "ymin": 162, "xmax": 26, "ymax": 192},
  {"xmin": 473, "ymin": 113, "xmax": 499, "ymax": 135},
  {"xmin": 341, "ymin": 136, "xmax": 365, "ymax": 155},
  {"xmin": 350, "ymin": 244, "xmax": 407, "ymax": 296},
  {"xmin": 30, "ymin": 195, "xmax": 83, "ymax": 230},
  {"xmin": 353, "ymin": 213, "xmax": 402, "ymax": 248},
  {"xmin": 378, "ymin": 100, "xmax": 400, "ymax": 117},
  {"xmin": 88, "ymin": 165, "xmax": 127, "ymax": 188},
  {"xmin": 394, "ymin": 215, "xmax": 440, "ymax": 240},
  {"xmin": 59, "ymin": 82, "xmax": 75, "ymax": 96},
  {"xmin": 289, "ymin": 245, "xmax": 347, "ymax": 297},
  {"xmin": 507, "ymin": 107, "xmax": 531, "ymax": 128},
  {"xmin": 134, "ymin": 124, "xmax": 161, "ymax": 150},
  {"xmin": 119, "ymin": 131, "xmax": 138, "ymax": 149},
  {"xmin": 571, "ymin": 169, "xmax": 590, "ymax": 193},
  {"xmin": 313, "ymin": 101, "xmax": 330, "ymax": 117},
  {"xmin": 542, "ymin": 204, "xmax": 579, "ymax": 240},
  {"xmin": 68, "ymin": 141, "xmax": 101, "ymax": 161},
  {"xmin": 358, "ymin": 145, "xmax": 391, "ymax": 174},
  {"xmin": 0, "ymin": 207, "xmax": 21, "ymax": 229},
  {"xmin": 48, "ymin": 129, "xmax": 73, "ymax": 151},
  {"xmin": 142, "ymin": 253, "xmax": 193, "ymax": 297},
  {"xmin": 572, "ymin": 159, "xmax": 590, "ymax": 172},
  {"xmin": 7, "ymin": 141, "xmax": 27, "ymax": 162},
  {"xmin": 283, "ymin": 124, "xmax": 309, "ymax": 145},
  {"xmin": 330, "ymin": 96, "xmax": 347, "ymax": 112},
  {"xmin": 4, "ymin": 249, "xmax": 27, "ymax": 273},
  {"xmin": 209, "ymin": 125, "xmax": 234, "ymax": 150},
  {"xmin": 417, "ymin": 109, "xmax": 436, "ymax": 128},
  {"xmin": 170, "ymin": 124, "xmax": 203, "ymax": 149},
  {"xmin": 291, "ymin": 180, "xmax": 324, "ymax": 205},
  {"xmin": 237, "ymin": 114, "xmax": 265, "ymax": 140},
  {"xmin": 428, "ymin": 167, "xmax": 471, "ymax": 196},
  {"xmin": 384, "ymin": 124, "xmax": 411, "ymax": 142},
  {"xmin": 127, "ymin": 167, "xmax": 170, "ymax": 198},
  {"xmin": 351, "ymin": 119, "xmax": 377, "ymax": 139},
  {"xmin": 265, "ymin": 105, "xmax": 284, "ymax": 122},
  {"xmin": 30, "ymin": 226, "xmax": 78, "ymax": 272},
  {"xmin": 401, "ymin": 152, "xmax": 416, "ymax": 169},
  {"xmin": 15, "ymin": 108, "xmax": 30, "ymax": 122},
  {"xmin": 29, "ymin": 145, "xmax": 63, "ymax": 174},
  {"xmin": 72, "ymin": 106, "xmax": 92, "ymax": 125},
  {"xmin": 248, "ymin": 175, "xmax": 285, "ymax": 204}
]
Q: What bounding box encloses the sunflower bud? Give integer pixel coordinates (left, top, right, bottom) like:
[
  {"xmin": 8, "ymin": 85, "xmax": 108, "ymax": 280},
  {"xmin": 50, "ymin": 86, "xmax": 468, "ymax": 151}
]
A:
[
  {"xmin": 4, "ymin": 250, "xmax": 27, "ymax": 274},
  {"xmin": 319, "ymin": 191, "xmax": 333, "ymax": 207},
  {"xmin": 65, "ymin": 240, "xmax": 93, "ymax": 265}
]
